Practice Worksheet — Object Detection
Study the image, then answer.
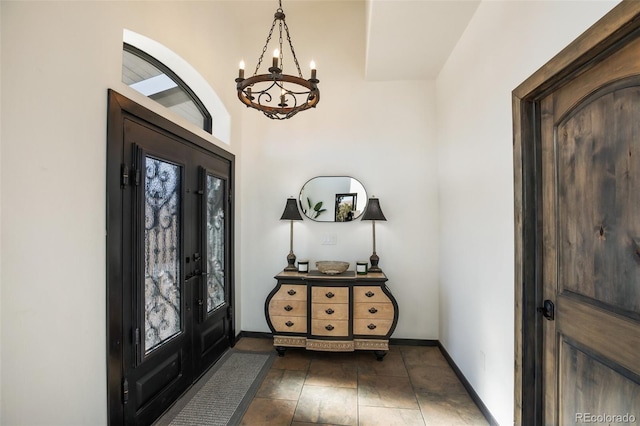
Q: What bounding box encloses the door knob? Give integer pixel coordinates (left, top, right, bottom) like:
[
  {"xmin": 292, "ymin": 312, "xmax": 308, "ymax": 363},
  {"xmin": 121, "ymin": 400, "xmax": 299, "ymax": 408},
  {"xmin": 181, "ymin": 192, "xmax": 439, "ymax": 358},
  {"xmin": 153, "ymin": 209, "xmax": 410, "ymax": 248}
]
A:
[{"xmin": 537, "ymin": 300, "xmax": 555, "ymax": 321}]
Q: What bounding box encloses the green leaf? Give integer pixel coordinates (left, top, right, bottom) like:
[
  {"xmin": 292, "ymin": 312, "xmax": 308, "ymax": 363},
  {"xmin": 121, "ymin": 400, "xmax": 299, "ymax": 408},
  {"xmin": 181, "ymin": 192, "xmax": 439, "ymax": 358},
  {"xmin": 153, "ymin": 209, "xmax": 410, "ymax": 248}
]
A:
[{"xmin": 314, "ymin": 201, "xmax": 323, "ymax": 211}]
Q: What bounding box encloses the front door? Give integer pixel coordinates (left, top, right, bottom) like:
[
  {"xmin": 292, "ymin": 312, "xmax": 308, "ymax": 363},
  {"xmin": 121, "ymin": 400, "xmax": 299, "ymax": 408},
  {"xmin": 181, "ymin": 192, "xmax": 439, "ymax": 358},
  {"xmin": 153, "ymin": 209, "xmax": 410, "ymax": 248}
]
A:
[
  {"xmin": 107, "ymin": 90, "xmax": 235, "ymax": 425},
  {"xmin": 539, "ymin": 28, "xmax": 640, "ymax": 425}
]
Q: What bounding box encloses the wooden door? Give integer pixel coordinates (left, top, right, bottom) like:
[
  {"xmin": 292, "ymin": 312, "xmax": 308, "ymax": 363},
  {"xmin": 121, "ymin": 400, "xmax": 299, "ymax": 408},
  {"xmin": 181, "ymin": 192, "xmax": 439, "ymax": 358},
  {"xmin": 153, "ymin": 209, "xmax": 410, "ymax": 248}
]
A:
[
  {"xmin": 107, "ymin": 90, "xmax": 235, "ymax": 425},
  {"xmin": 539, "ymin": 29, "xmax": 640, "ymax": 425}
]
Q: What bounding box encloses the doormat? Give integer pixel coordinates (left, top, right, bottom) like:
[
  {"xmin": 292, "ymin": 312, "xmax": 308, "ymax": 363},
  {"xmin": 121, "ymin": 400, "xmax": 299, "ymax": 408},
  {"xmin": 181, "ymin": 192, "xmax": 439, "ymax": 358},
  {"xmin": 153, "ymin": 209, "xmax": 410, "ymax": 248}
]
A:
[{"xmin": 154, "ymin": 349, "xmax": 275, "ymax": 426}]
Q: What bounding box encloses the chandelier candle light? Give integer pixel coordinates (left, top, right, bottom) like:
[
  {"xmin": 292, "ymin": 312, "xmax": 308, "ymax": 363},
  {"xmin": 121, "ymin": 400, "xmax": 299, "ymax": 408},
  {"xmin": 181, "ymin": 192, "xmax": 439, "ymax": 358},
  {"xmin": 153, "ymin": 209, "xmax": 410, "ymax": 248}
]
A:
[{"xmin": 235, "ymin": 0, "xmax": 320, "ymax": 120}]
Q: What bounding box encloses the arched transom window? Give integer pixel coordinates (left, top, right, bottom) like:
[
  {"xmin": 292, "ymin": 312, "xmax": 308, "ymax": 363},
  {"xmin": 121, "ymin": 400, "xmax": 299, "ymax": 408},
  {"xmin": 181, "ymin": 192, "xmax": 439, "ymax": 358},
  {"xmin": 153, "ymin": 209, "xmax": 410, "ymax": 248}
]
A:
[{"xmin": 122, "ymin": 43, "xmax": 212, "ymax": 133}]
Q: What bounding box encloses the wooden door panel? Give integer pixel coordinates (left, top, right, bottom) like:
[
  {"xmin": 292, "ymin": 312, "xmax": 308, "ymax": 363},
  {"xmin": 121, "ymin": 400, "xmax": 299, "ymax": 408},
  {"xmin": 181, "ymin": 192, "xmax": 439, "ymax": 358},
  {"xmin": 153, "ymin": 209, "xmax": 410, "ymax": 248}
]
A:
[
  {"xmin": 542, "ymin": 30, "xmax": 640, "ymax": 425},
  {"xmin": 198, "ymin": 319, "xmax": 228, "ymax": 357},
  {"xmin": 558, "ymin": 294, "xmax": 640, "ymax": 374},
  {"xmin": 561, "ymin": 340, "xmax": 640, "ymax": 425},
  {"xmin": 135, "ymin": 351, "xmax": 183, "ymax": 409},
  {"xmin": 557, "ymin": 81, "xmax": 640, "ymax": 313}
]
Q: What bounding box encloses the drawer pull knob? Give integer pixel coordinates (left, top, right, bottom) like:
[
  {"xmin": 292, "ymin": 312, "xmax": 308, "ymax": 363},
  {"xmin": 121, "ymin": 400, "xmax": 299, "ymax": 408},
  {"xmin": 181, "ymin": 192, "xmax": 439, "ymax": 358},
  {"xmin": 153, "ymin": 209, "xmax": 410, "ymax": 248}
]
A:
[
  {"xmin": 287, "ymin": 289, "xmax": 297, "ymax": 296},
  {"xmin": 325, "ymin": 324, "xmax": 335, "ymax": 331},
  {"xmin": 365, "ymin": 291, "xmax": 375, "ymax": 298},
  {"xmin": 369, "ymin": 307, "xmax": 378, "ymax": 314},
  {"xmin": 284, "ymin": 305, "xmax": 293, "ymax": 311},
  {"xmin": 325, "ymin": 308, "xmax": 334, "ymax": 315},
  {"xmin": 285, "ymin": 321, "xmax": 294, "ymax": 327},
  {"xmin": 367, "ymin": 323, "xmax": 377, "ymax": 330},
  {"xmin": 325, "ymin": 292, "xmax": 335, "ymax": 299}
]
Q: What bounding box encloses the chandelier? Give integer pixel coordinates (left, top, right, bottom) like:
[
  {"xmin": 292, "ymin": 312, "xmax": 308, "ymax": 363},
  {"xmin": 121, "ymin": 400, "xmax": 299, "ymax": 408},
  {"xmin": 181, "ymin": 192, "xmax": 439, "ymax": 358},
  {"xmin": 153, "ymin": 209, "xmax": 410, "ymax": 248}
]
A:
[{"xmin": 235, "ymin": 0, "xmax": 320, "ymax": 120}]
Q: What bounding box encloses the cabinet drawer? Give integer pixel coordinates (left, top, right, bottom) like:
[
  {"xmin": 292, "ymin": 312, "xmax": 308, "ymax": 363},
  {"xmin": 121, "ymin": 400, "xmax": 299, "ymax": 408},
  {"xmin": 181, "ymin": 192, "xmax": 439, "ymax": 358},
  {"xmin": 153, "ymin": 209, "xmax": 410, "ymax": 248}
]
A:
[
  {"xmin": 353, "ymin": 319, "xmax": 393, "ymax": 336},
  {"xmin": 354, "ymin": 286, "xmax": 390, "ymax": 303},
  {"xmin": 269, "ymin": 300, "xmax": 307, "ymax": 317},
  {"xmin": 271, "ymin": 315, "xmax": 307, "ymax": 333},
  {"xmin": 272, "ymin": 284, "xmax": 307, "ymax": 301},
  {"xmin": 311, "ymin": 319, "xmax": 349, "ymax": 336},
  {"xmin": 354, "ymin": 302, "xmax": 394, "ymax": 320},
  {"xmin": 312, "ymin": 286, "xmax": 349, "ymax": 303},
  {"xmin": 312, "ymin": 303, "xmax": 349, "ymax": 320}
]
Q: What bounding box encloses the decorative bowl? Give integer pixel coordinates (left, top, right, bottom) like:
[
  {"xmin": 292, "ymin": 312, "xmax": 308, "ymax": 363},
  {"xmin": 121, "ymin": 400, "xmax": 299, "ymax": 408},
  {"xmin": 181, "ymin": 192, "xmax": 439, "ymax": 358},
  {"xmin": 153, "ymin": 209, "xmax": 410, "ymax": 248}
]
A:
[{"xmin": 316, "ymin": 261, "xmax": 350, "ymax": 275}]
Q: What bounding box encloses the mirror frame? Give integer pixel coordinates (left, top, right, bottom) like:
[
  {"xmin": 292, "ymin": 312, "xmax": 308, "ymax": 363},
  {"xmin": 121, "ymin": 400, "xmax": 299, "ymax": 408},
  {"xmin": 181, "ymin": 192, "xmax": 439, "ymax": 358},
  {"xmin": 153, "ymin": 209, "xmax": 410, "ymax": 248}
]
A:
[{"xmin": 299, "ymin": 176, "xmax": 368, "ymax": 222}]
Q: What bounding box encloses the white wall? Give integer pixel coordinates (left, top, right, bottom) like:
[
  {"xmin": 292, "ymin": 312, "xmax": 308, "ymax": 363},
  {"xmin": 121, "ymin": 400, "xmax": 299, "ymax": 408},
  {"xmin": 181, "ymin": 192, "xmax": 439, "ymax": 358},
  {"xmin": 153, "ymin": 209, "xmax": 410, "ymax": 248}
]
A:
[
  {"xmin": 1, "ymin": 1, "xmax": 439, "ymax": 423},
  {"xmin": 237, "ymin": 1, "xmax": 439, "ymax": 340},
  {"xmin": 0, "ymin": 1, "xmax": 3, "ymax": 412},
  {"xmin": 436, "ymin": 1, "xmax": 620, "ymax": 425},
  {"xmin": 0, "ymin": 2, "xmax": 243, "ymax": 424}
]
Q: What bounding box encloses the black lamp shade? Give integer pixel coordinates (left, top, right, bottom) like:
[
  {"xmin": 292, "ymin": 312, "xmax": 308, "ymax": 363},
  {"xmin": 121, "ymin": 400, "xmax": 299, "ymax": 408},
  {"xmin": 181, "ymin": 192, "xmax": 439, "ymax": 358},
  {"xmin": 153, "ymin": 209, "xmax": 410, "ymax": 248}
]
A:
[
  {"xmin": 361, "ymin": 197, "xmax": 386, "ymax": 221},
  {"xmin": 280, "ymin": 198, "xmax": 303, "ymax": 221}
]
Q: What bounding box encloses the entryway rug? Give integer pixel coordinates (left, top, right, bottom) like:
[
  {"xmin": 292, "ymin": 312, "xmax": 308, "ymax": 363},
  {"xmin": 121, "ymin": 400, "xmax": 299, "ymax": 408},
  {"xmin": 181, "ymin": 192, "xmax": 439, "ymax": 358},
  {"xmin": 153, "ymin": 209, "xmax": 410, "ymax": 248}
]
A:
[{"xmin": 154, "ymin": 349, "xmax": 276, "ymax": 426}]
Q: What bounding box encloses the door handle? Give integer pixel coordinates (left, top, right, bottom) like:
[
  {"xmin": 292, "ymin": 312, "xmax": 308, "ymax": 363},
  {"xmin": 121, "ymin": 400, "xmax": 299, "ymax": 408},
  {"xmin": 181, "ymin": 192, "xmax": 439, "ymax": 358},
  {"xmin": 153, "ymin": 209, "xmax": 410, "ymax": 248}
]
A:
[
  {"xmin": 185, "ymin": 269, "xmax": 201, "ymax": 281},
  {"xmin": 537, "ymin": 300, "xmax": 555, "ymax": 321}
]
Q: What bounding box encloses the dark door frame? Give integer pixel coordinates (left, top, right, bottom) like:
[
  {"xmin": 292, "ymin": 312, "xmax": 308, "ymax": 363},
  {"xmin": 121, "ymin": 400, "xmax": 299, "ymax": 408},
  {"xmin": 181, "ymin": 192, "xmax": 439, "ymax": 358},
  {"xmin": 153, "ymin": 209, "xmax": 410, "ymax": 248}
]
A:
[
  {"xmin": 106, "ymin": 89, "xmax": 235, "ymax": 424},
  {"xmin": 512, "ymin": 3, "xmax": 640, "ymax": 425}
]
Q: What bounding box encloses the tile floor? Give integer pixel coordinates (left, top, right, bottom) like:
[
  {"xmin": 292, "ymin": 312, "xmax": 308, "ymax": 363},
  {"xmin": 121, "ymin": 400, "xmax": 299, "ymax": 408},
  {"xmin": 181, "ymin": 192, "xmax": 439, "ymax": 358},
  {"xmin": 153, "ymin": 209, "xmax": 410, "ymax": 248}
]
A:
[{"xmin": 234, "ymin": 337, "xmax": 488, "ymax": 426}]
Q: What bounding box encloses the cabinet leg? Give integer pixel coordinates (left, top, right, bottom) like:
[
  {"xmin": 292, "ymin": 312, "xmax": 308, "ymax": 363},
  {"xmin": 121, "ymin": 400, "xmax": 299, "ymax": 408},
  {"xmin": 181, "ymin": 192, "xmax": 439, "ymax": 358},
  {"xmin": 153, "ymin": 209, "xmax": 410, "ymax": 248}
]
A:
[
  {"xmin": 374, "ymin": 350, "xmax": 387, "ymax": 361},
  {"xmin": 275, "ymin": 346, "xmax": 286, "ymax": 357}
]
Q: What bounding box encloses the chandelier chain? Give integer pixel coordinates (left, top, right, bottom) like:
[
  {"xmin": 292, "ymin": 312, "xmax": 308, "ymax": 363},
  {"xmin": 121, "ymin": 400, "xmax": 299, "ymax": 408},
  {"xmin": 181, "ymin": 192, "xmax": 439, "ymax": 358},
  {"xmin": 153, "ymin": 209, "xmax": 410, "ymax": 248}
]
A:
[
  {"xmin": 279, "ymin": 15, "xmax": 284, "ymax": 74},
  {"xmin": 283, "ymin": 20, "xmax": 303, "ymax": 78},
  {"xmin": 254, "ymin": 17, "xmax": 278, "ymax": 76}
]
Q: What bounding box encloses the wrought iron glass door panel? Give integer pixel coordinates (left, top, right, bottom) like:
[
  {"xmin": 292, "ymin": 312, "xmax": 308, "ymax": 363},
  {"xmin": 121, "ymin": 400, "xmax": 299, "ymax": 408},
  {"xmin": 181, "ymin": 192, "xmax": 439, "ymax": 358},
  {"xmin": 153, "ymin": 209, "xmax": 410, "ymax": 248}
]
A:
[
  {"xmin": 191, "ymin": 164, "xmax": 232, "ymax": 374},
  {"xmin": 205, "ymin": 173, "xmax": 225, "ymax": 314},
  {"xmin": 143, "ymin": 156, "xmax": 182, "ymax": 355}
]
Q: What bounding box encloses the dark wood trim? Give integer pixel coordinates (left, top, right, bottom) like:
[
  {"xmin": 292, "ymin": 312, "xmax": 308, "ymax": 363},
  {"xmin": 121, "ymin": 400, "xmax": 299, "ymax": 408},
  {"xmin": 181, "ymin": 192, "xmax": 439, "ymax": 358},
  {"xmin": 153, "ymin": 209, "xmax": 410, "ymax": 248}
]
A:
[
  {"xmin": 388, "ymin": 338, "xmax": 438, "ymax": 347},
  {"xmin": 106, "ymin": 88, "xmax": 126, "ymax": 426},
  {"xmin": 513, "ymin": 2, "xmax": 640, "ymax": 100},
  {"xmin": 235, "ymin": 331, "xmax": 273, "ymax": 341},
  {"xmin": 438, "ymin": 343, "xmax": 499, "ymax": 426},
  {"xmin": 512, "ymin": 3, "xmax": 640, "ymax": 425}
]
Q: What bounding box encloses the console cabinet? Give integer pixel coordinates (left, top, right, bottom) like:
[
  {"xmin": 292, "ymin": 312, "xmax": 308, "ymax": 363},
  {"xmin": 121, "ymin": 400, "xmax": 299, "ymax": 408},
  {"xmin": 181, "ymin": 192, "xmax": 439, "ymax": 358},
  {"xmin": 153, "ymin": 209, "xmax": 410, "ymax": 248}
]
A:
[{"xmin": 264, "ymin": 270, "xmax": 398, "ymax": 360}]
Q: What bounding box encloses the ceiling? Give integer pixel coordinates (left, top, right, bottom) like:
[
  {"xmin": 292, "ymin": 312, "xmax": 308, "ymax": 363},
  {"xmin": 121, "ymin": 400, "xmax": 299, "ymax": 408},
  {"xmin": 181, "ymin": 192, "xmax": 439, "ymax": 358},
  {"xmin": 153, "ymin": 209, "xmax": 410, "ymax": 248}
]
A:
[
  {"xmin": 225, "ymin": 0, "xmax": 481, "ymax": 83},
  {"xmin": 365, "ymin": 0, "xmax": 481, "ymax": 81}
]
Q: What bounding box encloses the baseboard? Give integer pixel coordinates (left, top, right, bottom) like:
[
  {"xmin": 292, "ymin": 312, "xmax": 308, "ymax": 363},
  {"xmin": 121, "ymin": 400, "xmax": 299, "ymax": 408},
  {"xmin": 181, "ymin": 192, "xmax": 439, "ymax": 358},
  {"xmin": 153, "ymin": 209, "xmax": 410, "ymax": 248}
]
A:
[
  {"xmin": 237, "ymin": 331, "xmax": 498, "ymax": 425},
  {"xmin": 389, "ymin": 338, "xmax": 439, "ymax": 346},
  {"xmin": 438, "ymin": 343, "xmax": 499, "ymax": 426},
  {"xmin": 236, "ymin": 330, "xmax": 272, "ymax": 341}
]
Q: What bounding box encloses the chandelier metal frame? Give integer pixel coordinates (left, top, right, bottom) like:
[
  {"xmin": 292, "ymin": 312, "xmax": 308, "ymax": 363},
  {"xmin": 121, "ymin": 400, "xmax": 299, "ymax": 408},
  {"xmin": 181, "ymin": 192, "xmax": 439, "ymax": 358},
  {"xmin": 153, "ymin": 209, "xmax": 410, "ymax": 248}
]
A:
[{"xmin": 235, "ymin": 0, "xmax": 320, "ymax": 120}]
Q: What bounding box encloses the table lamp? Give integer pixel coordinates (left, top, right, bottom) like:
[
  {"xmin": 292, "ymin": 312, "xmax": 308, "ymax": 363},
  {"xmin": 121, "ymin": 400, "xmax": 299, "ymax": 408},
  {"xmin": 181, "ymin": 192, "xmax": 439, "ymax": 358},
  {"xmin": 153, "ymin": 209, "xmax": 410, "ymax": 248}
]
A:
[
  {"xmin": 361, "ymin": 197, "xmax": 387, "ymax": 272},
  {"xmin": 280, "ymin": 197, "xmax": 303, "ymax": 271}
]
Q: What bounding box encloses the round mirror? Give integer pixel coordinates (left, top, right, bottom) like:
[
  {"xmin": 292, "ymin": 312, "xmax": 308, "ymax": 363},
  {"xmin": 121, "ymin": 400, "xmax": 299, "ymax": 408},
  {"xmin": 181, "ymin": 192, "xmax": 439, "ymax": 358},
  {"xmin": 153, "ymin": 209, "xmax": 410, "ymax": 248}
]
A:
[{"xmin": 299, "ymin": 176, "xmax": 367, "ymax": 222}]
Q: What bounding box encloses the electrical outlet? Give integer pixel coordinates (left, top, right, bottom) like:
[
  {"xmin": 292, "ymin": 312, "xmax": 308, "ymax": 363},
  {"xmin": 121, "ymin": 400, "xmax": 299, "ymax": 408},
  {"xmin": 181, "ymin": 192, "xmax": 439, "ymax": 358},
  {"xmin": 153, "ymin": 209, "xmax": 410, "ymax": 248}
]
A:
[{"xmin": 321, "ymin": 233, "xmax": 338, "ymax": 245}]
